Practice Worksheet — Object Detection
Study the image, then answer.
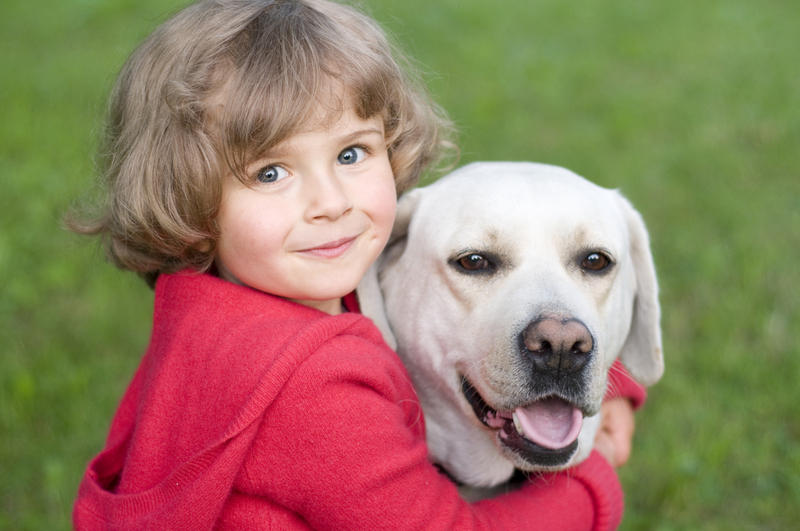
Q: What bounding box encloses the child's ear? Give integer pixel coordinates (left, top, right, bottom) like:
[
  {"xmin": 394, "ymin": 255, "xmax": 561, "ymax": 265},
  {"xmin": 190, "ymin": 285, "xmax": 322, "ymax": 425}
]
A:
[
  {"xmin": 357, "ymin": 188, "xmax": 422, "ymax": 349},
  {"xmin": 192, "ymin": 238, "xmax": 215, "ymax": 254}
]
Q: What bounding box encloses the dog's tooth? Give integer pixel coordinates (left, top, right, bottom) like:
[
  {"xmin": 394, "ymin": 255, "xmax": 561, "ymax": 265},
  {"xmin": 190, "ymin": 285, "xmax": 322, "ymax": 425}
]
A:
[{"xmin": 512, "ymin": 412, "xmax": 524, "ymax": 436}]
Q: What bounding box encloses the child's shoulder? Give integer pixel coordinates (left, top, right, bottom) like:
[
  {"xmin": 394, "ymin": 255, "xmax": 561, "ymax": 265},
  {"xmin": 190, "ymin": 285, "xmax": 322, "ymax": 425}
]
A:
[
  {"xmin": 156, "ymin": 270, "xmax": 316, "ymax": 322},
  {"xmin": 152, "ymin": 270, "xmax": 393, "ymax": 370},
  {"xmin": 135, "ymin": 270, "xmax": 407, "ymax": 436},
  {"xmin": 157, "ymin": 270, "xmax": 344, "ymax": 327}
]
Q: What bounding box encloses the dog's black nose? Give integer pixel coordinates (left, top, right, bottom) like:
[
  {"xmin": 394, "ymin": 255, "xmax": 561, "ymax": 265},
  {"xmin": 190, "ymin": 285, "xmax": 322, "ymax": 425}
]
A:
[{"xmin": 521, "ymin": 317, "xmax": 593, "ymax": 373}]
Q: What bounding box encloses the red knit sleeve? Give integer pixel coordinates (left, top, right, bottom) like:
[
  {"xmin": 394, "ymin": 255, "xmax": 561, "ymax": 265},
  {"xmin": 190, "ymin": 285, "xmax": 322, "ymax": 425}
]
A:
[
  {"xmin": 604, "ymin": 359, "xmax": 647, "ymax": 409},
  {"xmin": 232, "ymin": 333, "xmax": 623, "ymax": 530}
]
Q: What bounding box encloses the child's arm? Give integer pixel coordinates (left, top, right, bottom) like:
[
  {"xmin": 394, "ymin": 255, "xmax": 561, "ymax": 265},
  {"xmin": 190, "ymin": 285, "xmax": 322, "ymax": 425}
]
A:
[
  {"xmin": 605, "ymin": 359, "xmax": 647, "ymax": 409},
  {"xmin": 595, "ymin": 397, "xmax": 635, "ymax": 467},
  {"xmin": 231, "ymin": 336, "xmax": 623, "ymax": 530},
  {"xmin": 595, "ymin": 360, "xmax": 647, "ymax": 467}
]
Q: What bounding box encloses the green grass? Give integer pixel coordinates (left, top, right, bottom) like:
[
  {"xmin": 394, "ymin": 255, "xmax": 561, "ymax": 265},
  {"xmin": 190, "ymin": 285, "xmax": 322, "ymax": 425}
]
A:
[{"xmin": 2, "ymin": 0, "xmax": 798, "ymax": 528}]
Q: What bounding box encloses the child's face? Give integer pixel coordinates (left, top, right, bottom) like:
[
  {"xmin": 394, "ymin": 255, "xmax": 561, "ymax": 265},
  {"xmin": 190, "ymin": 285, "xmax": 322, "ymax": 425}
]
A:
[{"xmin": 215, "ymin": 106, "xmax": 397, "ymax": 315}]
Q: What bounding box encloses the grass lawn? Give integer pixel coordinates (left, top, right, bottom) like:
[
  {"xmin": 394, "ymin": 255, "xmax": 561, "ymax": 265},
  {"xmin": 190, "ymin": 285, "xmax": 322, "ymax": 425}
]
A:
[{"xmin": 2, "ymin": 0, "xmax": 798, "ymax": 528}]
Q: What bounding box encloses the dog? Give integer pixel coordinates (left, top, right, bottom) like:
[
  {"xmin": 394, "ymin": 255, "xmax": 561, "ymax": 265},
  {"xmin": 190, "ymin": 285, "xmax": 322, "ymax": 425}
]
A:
[{"xmin": 358, "ymin": 161, "xmax": 663, "ymax": 489}]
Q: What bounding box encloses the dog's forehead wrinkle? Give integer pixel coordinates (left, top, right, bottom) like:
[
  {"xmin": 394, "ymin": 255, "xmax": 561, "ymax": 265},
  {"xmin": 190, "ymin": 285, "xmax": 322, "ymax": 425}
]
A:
[
  {"xmin": 444, "ymin": 221, "xmax": 506, "ymax": 245},
  {"xmin": 567, "ymin": 224, "xmax": 616, "ymax": 254}
]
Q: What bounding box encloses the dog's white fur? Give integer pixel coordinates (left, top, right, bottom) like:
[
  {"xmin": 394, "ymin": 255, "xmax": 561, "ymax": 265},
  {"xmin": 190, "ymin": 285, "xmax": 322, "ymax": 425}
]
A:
[{"xmin": 359, "ymin": 162, "xmax": 663, "ymax": 488}]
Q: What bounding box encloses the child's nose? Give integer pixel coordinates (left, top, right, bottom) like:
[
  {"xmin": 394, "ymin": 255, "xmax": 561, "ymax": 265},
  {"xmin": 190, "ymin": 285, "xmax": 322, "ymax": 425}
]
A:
[{"xmin": 304, "ymin": 170, "xmax": 353, "ymax": 221}]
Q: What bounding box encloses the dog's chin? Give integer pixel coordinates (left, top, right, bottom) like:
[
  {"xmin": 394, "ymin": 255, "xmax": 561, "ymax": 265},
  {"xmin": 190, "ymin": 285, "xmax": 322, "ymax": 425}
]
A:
[
  {"xmin": 500, "ymin": 430, "xmax": 578, "ymax": 470},
  {"xmin": 460, "ymin": 376, "xmax": 581, "ymax": 469}
]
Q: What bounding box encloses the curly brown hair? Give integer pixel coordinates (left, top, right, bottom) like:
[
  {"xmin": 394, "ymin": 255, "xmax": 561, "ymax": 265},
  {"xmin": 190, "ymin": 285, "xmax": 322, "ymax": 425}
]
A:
[{"xmin": 69, "ymin": 0, "xmax": 454, "ymax": 285}]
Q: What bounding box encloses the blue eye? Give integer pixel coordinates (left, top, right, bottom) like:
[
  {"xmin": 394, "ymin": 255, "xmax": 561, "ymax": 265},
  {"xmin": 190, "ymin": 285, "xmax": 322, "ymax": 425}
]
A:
[
  {"xmin": 337, "ymin": 146, "xmax": 366, "ymax": 165},
  {"xmin": 255, "ymin": 165, "xmax": 288, "ymax": 184}
]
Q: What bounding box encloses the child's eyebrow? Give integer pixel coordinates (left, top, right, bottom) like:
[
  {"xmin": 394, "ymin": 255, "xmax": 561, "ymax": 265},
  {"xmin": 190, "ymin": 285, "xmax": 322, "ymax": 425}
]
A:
[
  {"xmin": 257, "ymin": 127, "xmax": 385, "ymax": 163},
  {"xmin": 337, "ymin": 127, "xmax": 384, "ymax": 144}
]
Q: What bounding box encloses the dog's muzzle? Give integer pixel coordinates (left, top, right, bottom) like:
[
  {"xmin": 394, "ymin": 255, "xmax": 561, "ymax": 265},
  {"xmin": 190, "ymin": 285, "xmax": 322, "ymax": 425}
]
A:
[{"xmin": 459, "ymin": 315, "xmax": 596, "ymax": 468}]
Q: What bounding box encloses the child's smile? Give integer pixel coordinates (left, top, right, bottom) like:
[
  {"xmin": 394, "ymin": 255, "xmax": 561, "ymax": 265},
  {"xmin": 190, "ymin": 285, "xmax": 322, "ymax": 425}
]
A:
[
  {"xmin": 215, "ymin": 106, "xmax": 397, "ymax": 315},
  {"xmin": 294, "ymin": 236, "xmax": 359, "ymax": 259}
]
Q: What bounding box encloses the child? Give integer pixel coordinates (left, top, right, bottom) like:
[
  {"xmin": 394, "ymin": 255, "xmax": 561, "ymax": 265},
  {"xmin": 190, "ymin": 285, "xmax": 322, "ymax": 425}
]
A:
[{"xmin": 72, "ymin": 0, "xmax": 644, "ymax": 528}]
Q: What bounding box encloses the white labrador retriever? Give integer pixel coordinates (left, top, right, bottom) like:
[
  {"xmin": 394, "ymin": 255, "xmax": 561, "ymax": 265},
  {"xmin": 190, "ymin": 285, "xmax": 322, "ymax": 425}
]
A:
[{"xmin": 359, "ymin": 162, "xmax": 663, "ymax": 489}]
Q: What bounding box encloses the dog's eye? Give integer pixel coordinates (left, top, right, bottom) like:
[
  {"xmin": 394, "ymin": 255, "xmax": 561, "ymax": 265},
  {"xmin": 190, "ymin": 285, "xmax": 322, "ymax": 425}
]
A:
[
  {"xmin": 454, "ymin": 253, "xmax": 494, "ymax": 273},
  {"xmin": 580, "ymin": 251, "xmax": 613, "ymax": 273}
]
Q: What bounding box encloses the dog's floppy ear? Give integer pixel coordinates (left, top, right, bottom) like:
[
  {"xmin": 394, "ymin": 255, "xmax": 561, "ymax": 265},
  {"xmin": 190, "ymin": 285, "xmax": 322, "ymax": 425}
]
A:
[
  {"xmin": 379, "ymin": 187, "xmax": 423, "ymax": 268},
  {"xmin": 356, "ymin": 188, "xmax": 423, "ymax": 350},
  {"xmin": 357, "ymin": 263, "xmax": 397, "ymax": 349},
  {"xmin": 388, "ymin": 187, "xmax": 423, "ymax": 246},
  {"xmin": 616, "ymin": 194, "xmax": 664, "ymax": 386}
]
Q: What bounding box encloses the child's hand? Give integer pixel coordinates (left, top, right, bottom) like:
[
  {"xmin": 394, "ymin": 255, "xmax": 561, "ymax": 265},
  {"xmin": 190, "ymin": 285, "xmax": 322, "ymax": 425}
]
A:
[{"xmin": 594, "ymin": 397, "xmax": 635, "ymax": 468}]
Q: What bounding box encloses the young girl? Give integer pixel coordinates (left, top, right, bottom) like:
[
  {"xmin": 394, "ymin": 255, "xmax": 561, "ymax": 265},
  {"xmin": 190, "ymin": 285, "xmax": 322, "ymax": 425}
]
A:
[{"xmin": 72, "ymin": 1, "xmax": 644, "ymax": 528}]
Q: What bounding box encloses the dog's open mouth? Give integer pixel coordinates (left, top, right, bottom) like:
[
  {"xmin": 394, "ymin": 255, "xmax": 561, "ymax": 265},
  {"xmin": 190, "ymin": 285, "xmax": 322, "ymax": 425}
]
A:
[{"xmin": 461, "ymin": 376, "xmax": 583, "ymax": 467}]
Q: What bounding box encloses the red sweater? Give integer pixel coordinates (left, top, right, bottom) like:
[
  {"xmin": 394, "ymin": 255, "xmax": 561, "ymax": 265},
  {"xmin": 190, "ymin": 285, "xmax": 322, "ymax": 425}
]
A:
[{"xmin": 74, "ymin": 271, "xmax": 629, "ymax": 530}]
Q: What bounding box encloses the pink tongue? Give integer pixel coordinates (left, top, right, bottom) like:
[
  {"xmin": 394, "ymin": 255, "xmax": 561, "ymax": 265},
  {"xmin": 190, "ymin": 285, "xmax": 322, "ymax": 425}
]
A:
[{"xmin": 514, "ymin": 398, "xmax": 583, "ymax": 450}]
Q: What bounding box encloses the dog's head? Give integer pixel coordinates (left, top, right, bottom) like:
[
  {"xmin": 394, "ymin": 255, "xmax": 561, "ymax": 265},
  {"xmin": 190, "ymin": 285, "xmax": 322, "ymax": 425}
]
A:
[{"xmin": 359, "ymin": 162, "xmax": 663, "ymax": 487}]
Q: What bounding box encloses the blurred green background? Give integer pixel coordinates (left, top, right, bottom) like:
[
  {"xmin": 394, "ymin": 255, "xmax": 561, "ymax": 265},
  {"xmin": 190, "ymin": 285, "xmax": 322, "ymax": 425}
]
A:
[{"xmin": 2, "ymin": 0, "xmax": 798, "ymax": 529}]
